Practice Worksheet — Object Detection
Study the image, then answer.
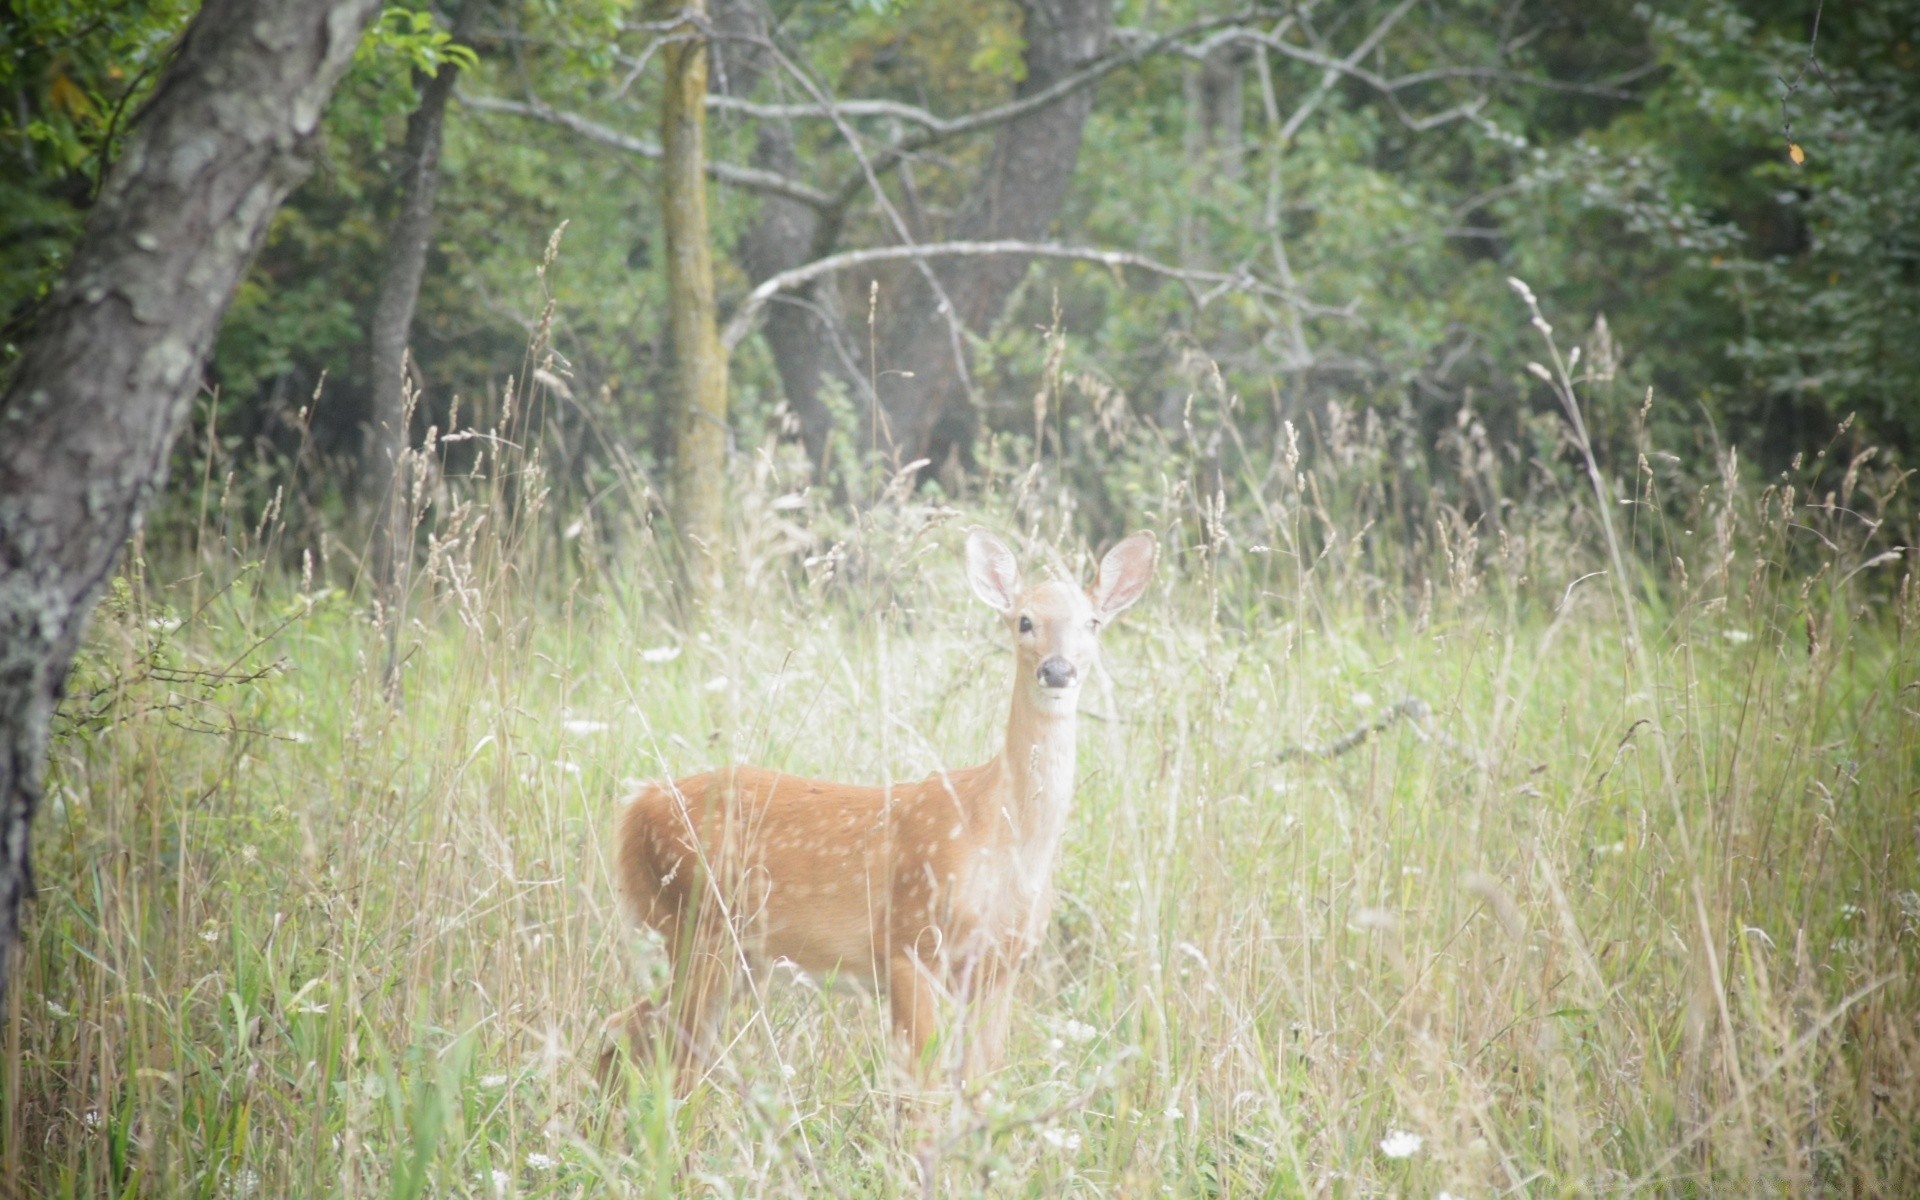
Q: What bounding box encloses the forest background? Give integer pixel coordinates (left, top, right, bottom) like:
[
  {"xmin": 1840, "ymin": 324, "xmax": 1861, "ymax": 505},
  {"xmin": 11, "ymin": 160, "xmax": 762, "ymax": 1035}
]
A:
[
  {"xmin": 5, "ymin": 1, "xmax": 1920, "ymax": 1196},
  {"xmin": 7, "ymin": 0, "xmax": 1917, "ymax": 531}
]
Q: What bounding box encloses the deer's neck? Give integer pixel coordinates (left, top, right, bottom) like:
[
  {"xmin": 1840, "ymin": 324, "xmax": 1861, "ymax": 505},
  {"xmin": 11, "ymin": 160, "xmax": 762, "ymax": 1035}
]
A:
[{"xmin": 993, "ymin": 681, "xmax": 1079, "ymax": 871}]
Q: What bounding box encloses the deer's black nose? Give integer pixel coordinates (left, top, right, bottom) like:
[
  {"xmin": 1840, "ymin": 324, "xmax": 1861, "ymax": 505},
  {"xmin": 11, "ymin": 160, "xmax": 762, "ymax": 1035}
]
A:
[{"xmin": 1037, "ymin": 657, "xmax": 1077, "ymax": 689}]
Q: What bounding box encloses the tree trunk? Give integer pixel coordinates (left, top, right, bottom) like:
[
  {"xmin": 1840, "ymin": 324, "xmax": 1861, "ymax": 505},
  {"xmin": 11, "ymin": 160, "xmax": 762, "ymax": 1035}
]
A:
[
  {"xmin": 661, "ymin": 0, "xmax": 731, "ymax": 595},
  {"xmin": 0, "ymin": 0, "xmax": 382, "ymax": 1001},
  {"xmin": 874, "ymin": 0, "xmax": 1111, "ymax": 470},
  {"xmin": 712, "ymin": 0, "xmax": 863, "ymax": 470},
  {"xmin": 361, "ymin": 29, "xmax": 469, "ymax": 601}
]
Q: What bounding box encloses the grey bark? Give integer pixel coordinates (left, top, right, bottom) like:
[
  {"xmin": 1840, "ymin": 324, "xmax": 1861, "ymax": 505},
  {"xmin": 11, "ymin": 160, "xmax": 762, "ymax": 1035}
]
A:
[
  {"xmin": 873, "ymin": 0, "xmax": 1112, "ymax": 469},
  {"xmin": 0, "ymin": 0, "xmax": 382, "ymax": 1000},
  {"xmin": 736, "ymin": 124, "xmax": 864, "ymax": 466},
  {"xmin": 713, "ymin": 0, "xmax": 863, "ymax": 468},
  {"xmin": 362, "ymin": 30, "xmax": 469, "ymax": 597}
]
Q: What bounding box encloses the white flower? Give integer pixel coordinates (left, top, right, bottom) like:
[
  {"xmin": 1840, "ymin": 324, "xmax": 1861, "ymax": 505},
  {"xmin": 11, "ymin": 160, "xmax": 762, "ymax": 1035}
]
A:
[
  {"xmin": 524, "ymin": 1151, "xmax": 557, "ymax": 1171},
  {"xmin": 703, "ymin": 675, "xmax": 730, "ymax": 693},
  {"xmin": 1164, "ymin": 1105, "xmax": 1183, "ymax": 1121},
  {"xmin": 200, "ymin": 925, "xmax": 221, "ymax": 944},
  {"xmin": 488, "ymin": 1168, "xmax": 510, "ymax": 1195},
  {"xmin": 553, "ymin": 760, "xmax": 582, "ymax": 777},
  {"xmin": 1437, "ymin": 1192, "xmax": 1466, "ymax": 1200},
  {"xmin": 223, "ymin": 1168, "xmax": 260, "ymax": 1199},
  {"xmin": 1040, "ymin": 1127, "xmax": 1081, "ymax": 1150},
  {"xmin": 1722, "ymin": 628, "xmax": 1753, "ymax": 644},
  {"xmin": 479, "ymin": 1074, "xmax": 510, "ymax": 1089},
  {"xmin": 1379, "ymin": 1130, "xmax": 1424, "ymax": 1158},
  {"xmin": 1062, "ymin": 1019, "xmax": 1097, "ymax": 1043},
  {"xmin": 82, "ymin": 1109, "xmax": 102, "ymax": 1128},
  {"xmin": 1351, "ymin": 691, "xmax": 1375, "ymax": 710},
  {"xmin": 46, "ymin": 999, "xmax": 72, "ymax": 1019},
  {"xmin": 562, "ymin": 719, "xmax": 609, "ymax": 736},
  {"xmin": 640, "ymin": 645, "xmax": 681, "ymax": 664}
]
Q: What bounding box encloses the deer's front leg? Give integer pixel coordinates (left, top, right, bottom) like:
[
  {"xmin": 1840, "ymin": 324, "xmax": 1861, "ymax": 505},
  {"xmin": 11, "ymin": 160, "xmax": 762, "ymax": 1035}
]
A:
[
  {"xmin": 888, "ymin": 954, "xmax": 941, "ymax": 1081},
  {"xmin": 961, "ymin": 972, "xmax": 1017, "ymax": 1082}
]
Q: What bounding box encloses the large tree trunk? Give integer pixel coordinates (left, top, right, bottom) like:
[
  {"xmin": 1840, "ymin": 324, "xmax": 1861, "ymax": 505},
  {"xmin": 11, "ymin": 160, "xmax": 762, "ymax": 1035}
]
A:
[
  {"xmin": 0, "ymin": 0, "xmax": 382, "ymax": 1000},
  {"xmin": 874, "ymin": 0, "xmax": 1111, "ymax": 470},
  {"xmin": 660, "ymin": 0, "xmax": 731, "ymax": 595},
  {"xmin": 360, "ymin": 23, "xmax": 470, "ymax": 601},
  {"xmin": 713, "ymin": 0, "xmax": 863, "ymax": 469}
]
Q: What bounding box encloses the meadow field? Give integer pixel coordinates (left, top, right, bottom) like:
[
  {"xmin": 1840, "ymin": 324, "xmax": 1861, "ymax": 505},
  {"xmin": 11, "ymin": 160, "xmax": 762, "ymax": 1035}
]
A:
[{"xmin": 5, "ymin": 375, "xmax": 1918, "ymax": 1198}]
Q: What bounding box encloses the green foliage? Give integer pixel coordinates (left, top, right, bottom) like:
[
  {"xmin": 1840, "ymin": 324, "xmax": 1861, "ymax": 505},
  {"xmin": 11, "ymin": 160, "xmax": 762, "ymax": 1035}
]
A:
[
  {"xmin": 357, "ymin": 5, "xmax": 481, "ymax": 75},
  {"xmin": 0, "ymin": 0, "xmax": 198, "ymax": 346}
]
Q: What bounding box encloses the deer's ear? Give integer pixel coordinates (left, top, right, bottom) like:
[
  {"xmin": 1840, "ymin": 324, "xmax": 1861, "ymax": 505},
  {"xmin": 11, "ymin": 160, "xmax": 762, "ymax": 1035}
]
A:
[
  {"xmin": 1091, "ymin": 531, "xmax": 1156, "ymax": 621},
  {"xmin": 965, "ymin": 528, "xmax": 1019, "ymax": 614}
]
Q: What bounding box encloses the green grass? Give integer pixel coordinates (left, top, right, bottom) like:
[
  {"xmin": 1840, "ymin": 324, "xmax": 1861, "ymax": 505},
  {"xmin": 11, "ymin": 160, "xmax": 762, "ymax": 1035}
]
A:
[{"xmin": 5, "ymin": 411, "xmax": 1919, "ymax": 1197}]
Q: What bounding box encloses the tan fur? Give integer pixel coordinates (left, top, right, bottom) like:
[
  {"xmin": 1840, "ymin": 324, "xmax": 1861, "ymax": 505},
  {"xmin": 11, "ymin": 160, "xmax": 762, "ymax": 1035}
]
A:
[{"xmin": 605, "ymin": 530, "xmax": 1155, "ymax": 1089}]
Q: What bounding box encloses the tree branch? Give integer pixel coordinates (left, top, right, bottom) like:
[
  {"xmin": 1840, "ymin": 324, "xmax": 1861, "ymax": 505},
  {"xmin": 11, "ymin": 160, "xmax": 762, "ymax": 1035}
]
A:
[
  {"xmin": 457, "ymin": 90, "xmax": 834, "ymax": 209},
  {"xmin": 721, "ymin": 240, "xmax": 1323, "ymax": 350}
]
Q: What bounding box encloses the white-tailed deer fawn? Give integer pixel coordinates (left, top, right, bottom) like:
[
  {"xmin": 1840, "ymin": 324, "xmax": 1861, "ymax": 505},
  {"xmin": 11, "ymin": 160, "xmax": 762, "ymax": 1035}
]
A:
[{"xmin": 606, "ymin": 528, "xmax": 1156, "ymax": 1089}]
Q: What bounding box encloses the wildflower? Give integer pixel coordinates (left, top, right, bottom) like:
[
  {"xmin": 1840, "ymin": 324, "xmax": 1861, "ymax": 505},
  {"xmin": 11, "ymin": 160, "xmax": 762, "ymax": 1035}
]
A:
[
  {"xmin": 641, "ymin": 645, "xmax": 681, "ymax": 664},
  {"xmin": 1353, "ymin": 907, "xmax": 1399, "ymax": 932},
  {"xmin": 524, "ymin": 1151, "xmax": 557, "ymax": 1171},
  {"xmin": 563, "ymin": 719, "xmax": 609, "ymax": 735},
  {"xmin": 1164, "ymin": 1105, "xmax": 1183, "ymax": 1121},
  {"xmin": 479, "ymin": 1074, "xmax": 510, "ymax": 1089},
  {"xmin": 703, "ymin": 675, "xmax": 730, "ymax": 693},
  {"xmin": 488, "ymin": 1168, "xmax": 510, "ymax": 1195},
  {"xmin": 1041, "ymin": 1127, "xmax": 1082, "ymax": 1151},
  {"xmin": 46, "ymin": 999, "xmax": 72, "ymax": 1019},
  {"xmin": 1379, "ymin": 1130, "xmax": 1423, "ymax": 1158},
  {"xmin": 1062, "ymin": 1019, "xmax": 1097, "ymax": 1043}
]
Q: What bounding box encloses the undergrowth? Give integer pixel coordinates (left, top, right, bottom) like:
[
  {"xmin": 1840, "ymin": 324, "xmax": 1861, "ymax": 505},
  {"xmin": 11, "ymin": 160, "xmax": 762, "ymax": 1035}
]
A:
[{"xmin": 5, "ymin": 298, "xmax": 1919, "ymax": 1198}]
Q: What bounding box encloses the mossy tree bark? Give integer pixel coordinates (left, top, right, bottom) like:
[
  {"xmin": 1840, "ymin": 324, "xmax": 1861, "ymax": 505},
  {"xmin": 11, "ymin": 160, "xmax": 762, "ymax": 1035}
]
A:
[
  {"xmin": 660, "ymin": 0, "xmax": 731, "ymax": 597},
  {"xmin": 0, "ymin": 0, "xmax": 383, "ymax": 1000}
]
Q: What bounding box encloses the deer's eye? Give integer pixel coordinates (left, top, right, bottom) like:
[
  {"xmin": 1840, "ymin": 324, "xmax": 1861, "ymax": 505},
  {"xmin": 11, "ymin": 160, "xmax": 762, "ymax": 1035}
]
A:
[{"xmin": 1018, "ymin": 615, "xmax": 1033, "ymax": 634}]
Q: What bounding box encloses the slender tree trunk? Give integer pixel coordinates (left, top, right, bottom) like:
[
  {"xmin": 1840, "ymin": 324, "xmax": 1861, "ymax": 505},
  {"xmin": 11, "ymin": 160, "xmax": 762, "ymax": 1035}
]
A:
[
  {"xmin": 361, "ymin": 35, "xmax": 468, "ymax": 603},
  {"xmin": 660, "ymin": 0, "xmax": 730, "ymax": 593},
  {"xmin": 0, "ymin": 0, "xmax": 382, "ymax": 1001}
]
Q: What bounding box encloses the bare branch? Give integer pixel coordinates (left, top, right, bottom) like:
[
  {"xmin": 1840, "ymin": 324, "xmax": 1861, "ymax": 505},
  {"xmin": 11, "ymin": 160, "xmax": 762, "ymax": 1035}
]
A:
[
  {"xmin": 707, "ymin": 94, "xmax": 947, "ymax": 128},
  {"xmin": 715, "ymin": 10, "xmax": 1277, "ymax": 155},
  {"xmin": 458, "ymin": 91, "xmax": 834, "ymax": 209},
  {"xmin": 722, "ymin": 240, "xmax": 1317, "ymax": 351}
]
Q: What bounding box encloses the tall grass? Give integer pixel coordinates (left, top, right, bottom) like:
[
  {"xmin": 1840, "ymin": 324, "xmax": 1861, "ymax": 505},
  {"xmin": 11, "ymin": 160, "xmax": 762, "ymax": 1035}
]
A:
[{"xmin": 5, "ymin": 298, "xmax": 1918, "ymax": 1198}]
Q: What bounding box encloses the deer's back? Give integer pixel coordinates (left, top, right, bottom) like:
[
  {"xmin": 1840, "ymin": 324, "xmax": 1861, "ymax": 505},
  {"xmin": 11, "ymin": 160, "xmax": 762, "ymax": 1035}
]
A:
[{"xmin": 615, "ymin": 762, "xmax": 1005, "ymax": 978}]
